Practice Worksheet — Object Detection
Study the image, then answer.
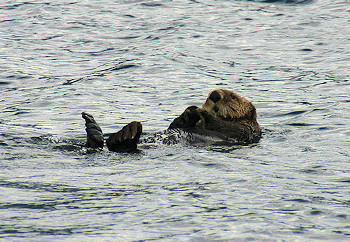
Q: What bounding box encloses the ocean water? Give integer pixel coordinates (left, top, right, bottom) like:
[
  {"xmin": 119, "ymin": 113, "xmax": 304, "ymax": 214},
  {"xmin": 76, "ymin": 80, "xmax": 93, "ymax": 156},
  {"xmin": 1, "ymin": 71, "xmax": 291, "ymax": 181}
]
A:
[{"xmin": 0, "ymin": 0, "xmax": 349, "ymax": 240}]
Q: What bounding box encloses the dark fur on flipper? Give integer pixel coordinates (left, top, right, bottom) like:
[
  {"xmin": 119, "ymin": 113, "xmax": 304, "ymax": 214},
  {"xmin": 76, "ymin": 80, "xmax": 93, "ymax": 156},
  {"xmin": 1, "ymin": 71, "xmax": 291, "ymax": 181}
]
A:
[
  {"xmin": 82, "ymin": 112, "xmax": 104, "ymax": 149},
  {"xmin": 106, "ymin": 122, "xmax": 142, "ymax": 152}
]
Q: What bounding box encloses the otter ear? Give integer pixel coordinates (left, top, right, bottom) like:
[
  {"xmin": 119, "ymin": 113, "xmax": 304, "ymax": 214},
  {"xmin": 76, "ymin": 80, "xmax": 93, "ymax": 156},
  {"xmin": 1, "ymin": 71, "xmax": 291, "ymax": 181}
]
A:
[{"xmin": 250, "ymin": 105, "xmax": 257, "ymax": 119}]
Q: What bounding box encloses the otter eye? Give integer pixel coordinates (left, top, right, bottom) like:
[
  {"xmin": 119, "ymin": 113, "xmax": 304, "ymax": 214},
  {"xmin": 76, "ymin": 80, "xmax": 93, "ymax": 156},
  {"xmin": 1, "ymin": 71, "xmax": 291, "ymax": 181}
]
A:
[{"xmin": 231, "ymin": 95, "xmax": 236, "ymax": 100}]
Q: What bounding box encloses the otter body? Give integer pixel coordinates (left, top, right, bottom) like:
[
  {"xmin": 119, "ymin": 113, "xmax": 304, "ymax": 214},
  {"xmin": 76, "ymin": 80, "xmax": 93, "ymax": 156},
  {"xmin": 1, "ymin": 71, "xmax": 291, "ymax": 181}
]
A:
[{"xmin": 82, "ymin": 89, "xmax": 261, "ymax": 152}]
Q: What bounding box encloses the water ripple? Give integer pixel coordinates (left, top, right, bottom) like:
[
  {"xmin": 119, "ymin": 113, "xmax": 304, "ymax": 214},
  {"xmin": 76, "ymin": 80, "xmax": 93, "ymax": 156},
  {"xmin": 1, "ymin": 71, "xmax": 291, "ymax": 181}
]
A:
[{"xmin": 0, "ymin": 0, "xmax": 349, "ymax": 240}]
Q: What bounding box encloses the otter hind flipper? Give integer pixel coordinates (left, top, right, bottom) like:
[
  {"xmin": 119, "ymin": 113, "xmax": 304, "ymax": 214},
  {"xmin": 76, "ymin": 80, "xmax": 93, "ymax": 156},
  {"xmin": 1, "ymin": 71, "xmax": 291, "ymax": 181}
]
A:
[
  {"xmin": 106, "ymin": 121, "xmax": 142, "ymax": 152},
  {"xmin": 82, "ymin": 112, "xmax": 104, "ymax": 149}
]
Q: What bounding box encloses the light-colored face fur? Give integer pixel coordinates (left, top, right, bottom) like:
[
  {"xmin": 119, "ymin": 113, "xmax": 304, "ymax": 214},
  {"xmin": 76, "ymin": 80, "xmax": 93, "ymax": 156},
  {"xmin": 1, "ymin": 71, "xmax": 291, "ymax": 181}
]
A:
[{"xmin": 202, "ymin": 89, "xmax": 257, "ymax": 121}]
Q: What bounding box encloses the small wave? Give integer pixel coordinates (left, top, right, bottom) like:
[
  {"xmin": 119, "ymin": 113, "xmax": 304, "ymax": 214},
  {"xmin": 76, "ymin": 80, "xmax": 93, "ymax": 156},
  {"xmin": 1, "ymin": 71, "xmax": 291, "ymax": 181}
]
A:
[
  {"xmin": 274, "ymin": 110, "xmax": 308, "ymax": 117},
  {"xmin": 0, "ymin": 226, "xmax": 74, "ymax": 236},
  {"xmin": 286, "ymin": 122, "xmax": 316, "ymax": 126},
  {"xmin": 63, "ymin": 61, "xmax": 138, "ymax": 85},
  {"xmin": 0, "ymin": 179, "xmax": 82, "ymax": 193},
  {"xmin": 30, "ymin": 135, "xmax": 86, "ymax": 153},
  {"xmin": 140, "ymin": 2, "xmax": 164, "ymax": 7},
  {"xmin": 286, "ymin": 198, "xmax": 311, "ymax": 203},
  {"xmin": 0, "ymin": 2, "xmax": 38, "ymax": 10},
  {"xmin": 241, "ymin": 0, "xmax": 314, "ymax": 3}
]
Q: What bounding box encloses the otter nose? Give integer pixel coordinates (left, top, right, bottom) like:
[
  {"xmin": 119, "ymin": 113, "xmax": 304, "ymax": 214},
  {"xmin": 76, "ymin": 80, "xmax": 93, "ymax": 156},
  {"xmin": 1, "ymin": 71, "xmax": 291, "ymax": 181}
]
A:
[{"xmin": 209, "ymin": 90, "xmax": 221, "ymax": 103}]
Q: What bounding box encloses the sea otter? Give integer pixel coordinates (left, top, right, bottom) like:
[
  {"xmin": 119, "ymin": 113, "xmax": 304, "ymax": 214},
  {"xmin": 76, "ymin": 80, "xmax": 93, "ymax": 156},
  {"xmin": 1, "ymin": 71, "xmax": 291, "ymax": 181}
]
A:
[{"xmin": 82, "ymin": 89, "xmax": 261, "ymax": 152}]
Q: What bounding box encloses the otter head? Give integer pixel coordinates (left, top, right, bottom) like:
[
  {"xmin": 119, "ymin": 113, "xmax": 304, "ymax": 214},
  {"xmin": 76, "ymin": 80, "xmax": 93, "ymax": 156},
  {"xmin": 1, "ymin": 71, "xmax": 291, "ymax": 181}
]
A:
[{"xmin": 202, "ymin": 89, "xmax": 258, "ymax": 123}]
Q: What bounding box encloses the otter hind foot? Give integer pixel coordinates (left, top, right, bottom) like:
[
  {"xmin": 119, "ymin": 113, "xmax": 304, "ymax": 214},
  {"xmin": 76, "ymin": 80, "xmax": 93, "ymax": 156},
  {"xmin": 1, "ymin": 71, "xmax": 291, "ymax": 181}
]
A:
[
  {"xmin": 106, "ymin": 121, "xmax": 142, "ymax": 152},
  {"xmin": 82, "ymin": 112, "xmax": 104, "ymax": 149}
]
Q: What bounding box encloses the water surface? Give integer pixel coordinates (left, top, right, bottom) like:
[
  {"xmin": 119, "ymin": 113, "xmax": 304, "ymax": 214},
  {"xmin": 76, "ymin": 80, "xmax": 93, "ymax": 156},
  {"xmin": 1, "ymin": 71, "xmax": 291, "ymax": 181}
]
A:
[{"xmin": 0, "ymin": 0, "xmax": 349, "ymax": 240}]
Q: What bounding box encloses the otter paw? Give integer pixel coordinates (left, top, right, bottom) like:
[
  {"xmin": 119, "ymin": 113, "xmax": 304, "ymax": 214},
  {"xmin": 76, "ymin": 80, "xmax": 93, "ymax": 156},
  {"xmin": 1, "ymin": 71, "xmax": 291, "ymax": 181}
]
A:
[
  {"xmin": 106, "ymin": 121, "xmax": 142, "ymax": 152},
  {"xmin": 168, "ymin": 106, "xmax": 201, "ymax": 129}
]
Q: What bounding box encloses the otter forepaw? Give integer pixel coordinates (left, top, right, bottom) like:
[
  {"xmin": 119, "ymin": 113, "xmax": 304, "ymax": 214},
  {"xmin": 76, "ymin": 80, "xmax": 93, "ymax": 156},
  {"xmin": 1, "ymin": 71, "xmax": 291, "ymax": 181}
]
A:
[
  {"xmin": 82, "ymin": 112, "xmax": 104, "ymax": 149},
  {"xmin": 106, "ymin": 122, "xmax": 142, "ymax": 152},
  {"xmin": 168, "ymin": 106, "xmax": 201, "ymax": 129}
]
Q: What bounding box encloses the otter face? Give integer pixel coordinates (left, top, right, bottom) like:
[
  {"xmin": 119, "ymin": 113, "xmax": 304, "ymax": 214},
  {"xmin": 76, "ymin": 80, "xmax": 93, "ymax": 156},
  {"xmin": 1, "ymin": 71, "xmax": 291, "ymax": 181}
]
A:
[{"xmin": 202, "ymin": 89, "xmax": 257, "ymax": 121}]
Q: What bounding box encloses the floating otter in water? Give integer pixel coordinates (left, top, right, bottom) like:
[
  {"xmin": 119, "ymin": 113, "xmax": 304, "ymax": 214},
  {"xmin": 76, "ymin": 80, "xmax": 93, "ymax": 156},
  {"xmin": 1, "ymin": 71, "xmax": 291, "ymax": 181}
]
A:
[{"xmin": 82, "ymin": 89, "xmax": 261, "ymax": 152}]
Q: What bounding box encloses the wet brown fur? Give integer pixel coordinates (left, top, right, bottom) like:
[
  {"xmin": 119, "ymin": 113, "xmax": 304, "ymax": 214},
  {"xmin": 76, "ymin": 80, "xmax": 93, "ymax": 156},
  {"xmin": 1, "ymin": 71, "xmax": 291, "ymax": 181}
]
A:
[
  {"xmin": 168, "ymin": 89, "xmax": 261, "ymax": 144},
  {"xmin": 201, "ymin": 89, "xmax": 261, "ymax": 135}
]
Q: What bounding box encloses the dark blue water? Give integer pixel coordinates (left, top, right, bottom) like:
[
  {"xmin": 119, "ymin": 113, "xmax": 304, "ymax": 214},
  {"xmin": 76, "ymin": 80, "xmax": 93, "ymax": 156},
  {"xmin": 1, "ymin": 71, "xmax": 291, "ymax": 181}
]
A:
[{"xmin": 0, "ymin": 0, "xmax": 349, "ymax": 240}]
